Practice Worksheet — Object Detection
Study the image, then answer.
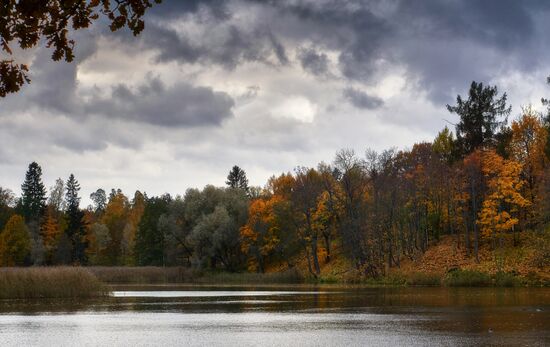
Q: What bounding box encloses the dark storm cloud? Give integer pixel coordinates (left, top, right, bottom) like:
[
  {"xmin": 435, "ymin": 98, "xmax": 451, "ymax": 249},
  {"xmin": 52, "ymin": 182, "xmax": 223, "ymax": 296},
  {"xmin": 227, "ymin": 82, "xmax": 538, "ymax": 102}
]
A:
[
  {"xmin": 140, "ymin": 22, "xmax": 290, "ymax": 69},
  {"xmin": 297, "ymin": 47, "xmax": 330, "ymax": 77},
  {"xmin": 1, "ymin": 43, "xmax": 234, "ymax": 130},
  {"xmin": 87, "ymin": 76, "xmax": 235, "ymax": 127},
  {"xmin": 343, "ymin": 87, "xmax": 383, "ymax": 110},
  {"xmin": 134, "ymin": 0, "xmax": 550, "ymax": 103},
  {"xmin": 147, "ymin": 0, "xmax": 230, "ymax": 20},
  {"xmin": 3, "ymin": 0, "xmax": 550, "ymax": 155}
]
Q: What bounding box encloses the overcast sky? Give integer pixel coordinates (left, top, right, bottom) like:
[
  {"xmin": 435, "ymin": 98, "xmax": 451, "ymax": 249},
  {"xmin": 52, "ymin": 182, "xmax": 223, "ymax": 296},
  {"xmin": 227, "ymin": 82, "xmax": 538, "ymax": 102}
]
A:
[{"xmin": 2, "ymin": 0, "xmax": 550, "ymax": 205}]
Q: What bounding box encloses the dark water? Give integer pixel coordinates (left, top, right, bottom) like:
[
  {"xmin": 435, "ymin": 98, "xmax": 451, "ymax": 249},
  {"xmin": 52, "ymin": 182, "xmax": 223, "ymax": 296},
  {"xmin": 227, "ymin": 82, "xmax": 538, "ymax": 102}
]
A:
[{"xmin": 0, "ymin": 285, "xmax": 548, "ymax": 346}]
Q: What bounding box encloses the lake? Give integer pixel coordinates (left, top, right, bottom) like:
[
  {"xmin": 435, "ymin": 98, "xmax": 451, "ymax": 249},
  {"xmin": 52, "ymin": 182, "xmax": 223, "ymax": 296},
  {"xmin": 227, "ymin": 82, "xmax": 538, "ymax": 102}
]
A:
[{"xmin": 0, "ymin": 285, "xmax": 548, "ymax": 346}]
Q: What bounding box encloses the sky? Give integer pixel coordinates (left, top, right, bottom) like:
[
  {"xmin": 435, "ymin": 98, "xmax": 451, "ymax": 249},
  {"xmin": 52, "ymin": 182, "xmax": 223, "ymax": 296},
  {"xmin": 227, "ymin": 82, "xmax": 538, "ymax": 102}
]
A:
[{"xmin": 1, "ymin": 0, "xmax": 550, "ymax": 206}]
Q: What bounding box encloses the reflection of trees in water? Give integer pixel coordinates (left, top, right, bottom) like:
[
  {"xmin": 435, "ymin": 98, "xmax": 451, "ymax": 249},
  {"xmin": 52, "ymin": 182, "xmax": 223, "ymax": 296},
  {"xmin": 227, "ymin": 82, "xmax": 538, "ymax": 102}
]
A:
[{"xmin": 0, "ymin": 298, "xmax": 102, "ymax": 314}]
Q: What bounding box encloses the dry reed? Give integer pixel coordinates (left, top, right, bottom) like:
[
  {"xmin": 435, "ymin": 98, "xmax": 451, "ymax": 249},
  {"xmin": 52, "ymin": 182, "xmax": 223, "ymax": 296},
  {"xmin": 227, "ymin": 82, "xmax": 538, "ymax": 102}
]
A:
[{"xmin": 0, "ymin": 267, "xmax": 107, "ymax": 299}]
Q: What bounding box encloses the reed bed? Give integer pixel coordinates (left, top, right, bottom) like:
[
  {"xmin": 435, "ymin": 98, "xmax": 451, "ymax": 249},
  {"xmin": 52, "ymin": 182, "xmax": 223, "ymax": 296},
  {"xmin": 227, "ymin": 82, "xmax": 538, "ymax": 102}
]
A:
[
  {"xmin": 0, "ymin": 267, "xmax": 107, "ymax": 299},
  {"xmin": 88, "ymin": 266, "xmax": 200, "ymax": 284},
  {"xmin": 88, "ymin": 266, "xmax": 303, "ymax": 284},
  {"xmin": 196, "ymin": 268, "xmax": 304, "ymax": 284}
]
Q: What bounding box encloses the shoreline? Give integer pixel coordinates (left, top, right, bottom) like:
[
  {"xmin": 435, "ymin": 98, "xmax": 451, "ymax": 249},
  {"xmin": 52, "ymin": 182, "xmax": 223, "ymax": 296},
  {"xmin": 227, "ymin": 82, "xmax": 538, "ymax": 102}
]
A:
[{"xmin": 1, "ymin": 266, "xmax": 548, "ymax": 300}]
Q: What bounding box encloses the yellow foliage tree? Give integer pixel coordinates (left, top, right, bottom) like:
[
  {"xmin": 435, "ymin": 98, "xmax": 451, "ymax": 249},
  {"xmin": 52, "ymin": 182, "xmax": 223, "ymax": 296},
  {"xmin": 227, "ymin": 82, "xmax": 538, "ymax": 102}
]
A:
[
  {"xmin": 478, "ymin": 150, "xmax": 530, "ymax": 239},
  {"xmin": 0, "ymin": 214, "xmax": 31, "ymax": 266},
  {"xmin": 509, "ymin": 109, "xmax": 549, "ymax": 224},
  {"xmin": 101, "ymin": 190, "xmax": 130, "ymax": 264},
  {"xmin": 41, "ymin": 206, "xmax": 63, "ymax": 264},
  {"xmin": 240, "ymin": 196, "xmax": 282, "ymax": 272}
]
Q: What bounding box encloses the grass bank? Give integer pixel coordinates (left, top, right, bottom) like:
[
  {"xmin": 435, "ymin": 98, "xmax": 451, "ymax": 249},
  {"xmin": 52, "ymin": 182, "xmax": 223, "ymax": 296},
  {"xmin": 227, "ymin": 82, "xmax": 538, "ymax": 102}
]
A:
[
  {"xmin": 0, "ymin": 267, "xmax": 107, "ymax": 299},
  {"xmin": 195, "ymin": 268, "xmax": 303, "ymax": 284},
  {"xmin": 334, "ymin": 269, "xmax": 539, "ymax": 287},
  {"xmin": 88, "ymin": 266, "xmax": 199, "ymax": 284},
  {"xmin": 88, "ymin": 266, "xmax": 303, "ymax": 284}
]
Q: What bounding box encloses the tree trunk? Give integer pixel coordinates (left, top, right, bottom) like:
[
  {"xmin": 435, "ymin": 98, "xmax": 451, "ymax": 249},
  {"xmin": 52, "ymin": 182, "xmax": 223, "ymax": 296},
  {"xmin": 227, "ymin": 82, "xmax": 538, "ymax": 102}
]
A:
[
  {"xmin": 471, "ymin": 183, "xmax": 479, "ymax": 263},
  {"xmin": 311, "ymin": 232, "xmax": 321, "ymax": 275},
  {"xmin": 323, "ymin": 232, "xmax": 331, "ymax": 263},
  {"xmin": 304, "ymin": 243, "xmax": 315, "ymax": 278}
]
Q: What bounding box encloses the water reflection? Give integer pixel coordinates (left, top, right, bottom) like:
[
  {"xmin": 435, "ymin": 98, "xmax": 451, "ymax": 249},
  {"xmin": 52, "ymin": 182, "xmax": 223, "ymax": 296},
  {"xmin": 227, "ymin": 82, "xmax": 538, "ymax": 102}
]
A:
[{"xmin": 0, "ymin": 286, "xmax": 548, "ymax": 346}]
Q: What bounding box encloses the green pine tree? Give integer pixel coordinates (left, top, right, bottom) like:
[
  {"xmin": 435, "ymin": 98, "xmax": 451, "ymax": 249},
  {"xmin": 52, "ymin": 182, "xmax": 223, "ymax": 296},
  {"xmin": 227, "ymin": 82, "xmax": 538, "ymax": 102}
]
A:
[
  {"xmin": 20, "ymin": 162, "xmax": 47, "ymax": 223},
  {"xmin": 226, "ymin": 165, "xmax": 249, "ymax": 192}
]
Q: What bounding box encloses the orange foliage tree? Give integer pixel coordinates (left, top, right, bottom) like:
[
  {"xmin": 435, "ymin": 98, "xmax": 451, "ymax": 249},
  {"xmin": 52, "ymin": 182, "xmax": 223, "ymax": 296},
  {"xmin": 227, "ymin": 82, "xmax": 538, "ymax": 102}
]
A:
[
  {"xmin": 478, "ymin": 150, "xmax": 530, "ymax": 242},
  {"xmin": 240, "ymin": 173, "xmax": 302, "ymax": 273},
  {"xmin": 509, "ymin": 109, "xmax": 549, "ymax": 224}
]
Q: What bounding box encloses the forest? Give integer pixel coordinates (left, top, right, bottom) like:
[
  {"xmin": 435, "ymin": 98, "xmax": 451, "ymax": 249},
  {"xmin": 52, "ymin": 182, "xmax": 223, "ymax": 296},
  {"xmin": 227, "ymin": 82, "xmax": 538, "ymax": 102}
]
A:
[{"xmin": 1, "ymin": 80, "xmax": 549, "ymax": 280}]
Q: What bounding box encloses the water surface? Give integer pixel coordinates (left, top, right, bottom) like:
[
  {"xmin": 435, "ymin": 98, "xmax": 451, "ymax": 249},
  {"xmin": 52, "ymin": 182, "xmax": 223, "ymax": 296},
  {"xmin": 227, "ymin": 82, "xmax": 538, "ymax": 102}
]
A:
[{"xmin": 0, "ymin": 285, "xmax": 548, "ymax": 346}]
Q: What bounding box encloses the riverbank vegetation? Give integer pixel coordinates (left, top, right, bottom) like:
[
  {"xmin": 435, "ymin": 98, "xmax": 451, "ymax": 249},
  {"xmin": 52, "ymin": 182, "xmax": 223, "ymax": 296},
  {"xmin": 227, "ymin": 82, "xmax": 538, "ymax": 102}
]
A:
[
  {"xmin": 0, "ymin": 267, "xmax": 107, "ymax": 299},
  {"xmin": 0, "ymin": 80, "xmax": 549, "ymax": 286}
]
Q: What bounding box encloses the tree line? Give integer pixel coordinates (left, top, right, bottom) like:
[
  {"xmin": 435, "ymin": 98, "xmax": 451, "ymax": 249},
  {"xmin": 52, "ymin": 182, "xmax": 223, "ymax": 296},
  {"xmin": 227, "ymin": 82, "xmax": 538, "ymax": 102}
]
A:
[{"xmin": 1, "ymin": 80, "xmax": 549, "ymax": 276}]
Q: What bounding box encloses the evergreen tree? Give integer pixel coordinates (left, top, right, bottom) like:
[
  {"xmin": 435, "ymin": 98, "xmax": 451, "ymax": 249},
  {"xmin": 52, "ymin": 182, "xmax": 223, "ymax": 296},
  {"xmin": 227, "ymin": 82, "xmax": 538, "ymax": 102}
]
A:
[
  {"xmin": 447, "ymin": 81, "xmax": 511, "ymax": 157},
  {"xmin": 65, "ymin": 174, "xmax": 86, "ymax": 264},
  {"xmin": 20, "ymin": 162, "xmax": 47, "ymax": 222},
  {"xmin": 226, "ymin": 165, "xmax": 249, "ymax": 192}
]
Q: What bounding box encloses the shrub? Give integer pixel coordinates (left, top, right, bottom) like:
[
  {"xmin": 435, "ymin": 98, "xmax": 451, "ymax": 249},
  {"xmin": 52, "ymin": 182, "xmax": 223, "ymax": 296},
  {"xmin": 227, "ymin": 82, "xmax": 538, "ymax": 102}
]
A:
[
  {"xmin": 199, "ymin": 268, "xmax": 304, "ymax": 284},
  {"xmin": 443, "ymin": 269, "xmax": 492, "ymax": 287},
  {"xmin": 494, "ymin": 271, "xmax": 520, "ymax": 287},
  {"xmin": 406, "ymin": 272, "xmax": 442, "ymax": 286},
  {"xmin": 362, "ymin": 273, "xmax": 407, "ymax": 286}
]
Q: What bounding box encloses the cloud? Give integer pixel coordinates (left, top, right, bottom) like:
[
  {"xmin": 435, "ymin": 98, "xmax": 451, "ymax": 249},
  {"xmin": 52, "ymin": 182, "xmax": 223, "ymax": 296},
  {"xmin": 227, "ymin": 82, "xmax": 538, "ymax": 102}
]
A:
[
  {"xmin": 138, "ymin": 12, "xmax": 291, "ymax": 69},
  {"xmin": 3, "ymin": 0, "xmax": 550, "ymax": 205},
  {"xmin": 1, "ymin": 47, "xmax": 235, "ymax": 129},
  {"xmin": 343, "ymin": 87, "xmax": 383, "ymax": 110},
  {"xmin": 87, "ymin": 76, "xmax": 235, "ymax": 127},
  {"xmin": 297, "ymin": 46, "xmax": 330, "ymax": 77}
]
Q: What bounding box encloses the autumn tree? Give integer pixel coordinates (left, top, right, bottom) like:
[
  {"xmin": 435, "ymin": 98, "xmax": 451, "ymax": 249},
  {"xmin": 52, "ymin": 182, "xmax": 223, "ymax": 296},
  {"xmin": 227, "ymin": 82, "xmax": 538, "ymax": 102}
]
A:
[
  {"xmin": 291, "ymin": 167, "xmax": 324, "ymax": 276},
  {"xmin": 0, "ymin": 214, "xmax": 31, "ymax": 266},
  {"xmin": 0, "ymin": 187, "xmax": 15, "ymax": 231},
  {"xmin": 432, "ymin": 132, "xmax": 466, "ymax": 252},
  {"xmin": 333, "ymin": 149, "xmax": 373, "ymax": 274},
  {"xmin": 509, "ymin": 109, "xmax": 548, "ymax": 226},
  {"xmin": 119, "ymin": 190, "xmax": 145, "ymax": 264},
  {"xmin": 240, "ymin": 197, "xmax": 279, "ymax": 272},
  {"xmin": 316, "ymin": 163, "xmax": 344, "ymax": 263},
  {"xmin": 433, "ymin": 126, "xmax": 456, "ymax": 163},
  {"xmin": 41, "ymin": 206, "xmax": 63, "ymax": 264},
  {"xmin": 0, "ymin": 0, "xmax": 162, "ymax": 97},
  {"xmin": 85, "ymin": 220, "xmax": 111, "ymax": 265},
  {"xmin": 478, "ymin": 150, "xmax": 530, "ymax": 246},
  {"xmin": 241, "ymin": 172, "xmax": 306, "ymax": 273},
  {"xmin": 260, "ymin": 173, "xmax": 301, "ymax": 269},
  {"xmin": 102, "ymin": 189, "xmax": 130, "ymax": 264},
  {"xmin": 455, "ymin": 150, "xmax": 485, "ymax": 261},
  {"xmin": 447, "ymin": 81, "xmax": 511, "ymax": 156}
]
